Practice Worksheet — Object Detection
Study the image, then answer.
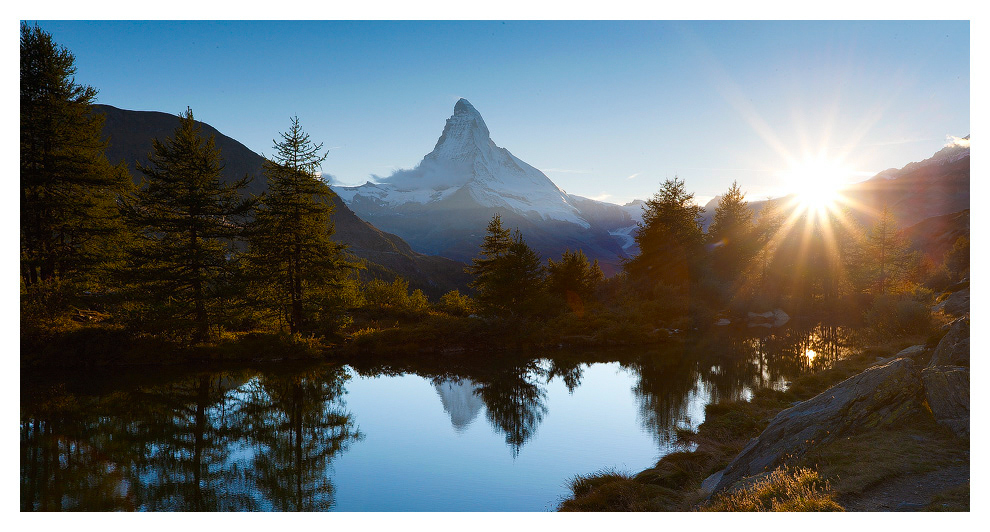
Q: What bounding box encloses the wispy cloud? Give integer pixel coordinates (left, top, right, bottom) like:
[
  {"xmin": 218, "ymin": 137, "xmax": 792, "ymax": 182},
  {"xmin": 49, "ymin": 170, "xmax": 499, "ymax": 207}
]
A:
[
  {"xmin": 945, "ymin": 135, "xmax": 970, "ymax": 148},
  {"xmin": 626, "ymin": 173, "xmax": 640, "ymax": 180},
  {"xmin": 589, "ymin": 192, "xmax": 612, "ymax": 201},
  {"xmin": 543, "ymin": 168, "xmax": 592, "ymax": 174}
]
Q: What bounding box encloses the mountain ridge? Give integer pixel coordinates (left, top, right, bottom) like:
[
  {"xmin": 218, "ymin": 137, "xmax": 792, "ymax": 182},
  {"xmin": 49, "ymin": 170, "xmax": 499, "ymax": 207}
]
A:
[{"xmin": 94, "ymin": 104, "xmax": 471, "ymax": 297}]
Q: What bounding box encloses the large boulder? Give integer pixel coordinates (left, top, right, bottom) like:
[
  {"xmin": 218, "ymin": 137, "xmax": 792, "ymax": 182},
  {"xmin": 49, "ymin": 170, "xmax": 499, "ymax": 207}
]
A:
[
  {"xmin": 713, "ymin": 358, "xmax": 925, "ymax": 492},
  {"xmin": 934, "ymin": 286, "xmax": 969, "ymax": 317},
  {"xmin": 921, "ymin": 366, "xmax": 970, "ymax": 439},
  {"xmin": 929, "ymin": 317, "xmax": 970, "ymax": 367}
]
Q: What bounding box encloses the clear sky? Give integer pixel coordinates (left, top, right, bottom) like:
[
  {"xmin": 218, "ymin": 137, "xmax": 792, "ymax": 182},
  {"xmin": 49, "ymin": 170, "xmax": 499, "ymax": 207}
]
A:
[{"xmin": 30, "ymin": 20, "xmax": 970, "ymax": 206}]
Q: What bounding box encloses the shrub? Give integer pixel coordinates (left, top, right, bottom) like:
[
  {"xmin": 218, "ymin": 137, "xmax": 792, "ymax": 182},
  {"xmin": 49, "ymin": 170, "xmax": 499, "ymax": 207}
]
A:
[
  {"xmin": 362, "ymin": 277, "xmax": 431, "ymax": 317},
  {"xmin": 864, "ymin": 293, "xmax": 932, "ymax": 341},
  {"xmin": 437, "ymin": 290, "xmax": 476, "ymax": 316},
  {"xmin": 701, "ymin": 467, "xmax": 843, "ymax": 512}
]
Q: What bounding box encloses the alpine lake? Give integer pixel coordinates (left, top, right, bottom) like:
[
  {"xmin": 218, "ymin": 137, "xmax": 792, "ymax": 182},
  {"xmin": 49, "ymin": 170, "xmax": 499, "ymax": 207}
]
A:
[{"xmin": 21, "ymin": 324, "xmax": 849, "ymax": 511}]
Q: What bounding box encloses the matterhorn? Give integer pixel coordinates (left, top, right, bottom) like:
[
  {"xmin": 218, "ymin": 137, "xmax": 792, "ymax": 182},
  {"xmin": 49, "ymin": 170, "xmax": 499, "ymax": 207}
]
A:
[{"xmin": 333, "ymin": 99, "xmax": 633, "ymax": 273}]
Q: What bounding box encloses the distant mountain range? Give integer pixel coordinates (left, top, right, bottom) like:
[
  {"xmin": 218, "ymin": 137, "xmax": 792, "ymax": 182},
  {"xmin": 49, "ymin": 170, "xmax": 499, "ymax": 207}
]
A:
[
  {"xmin": 95, "ymin": 104, "xmax": 471, "ymax": 296},
  {"xmin": 333, "ymin": 99, "xmax": 634, "ymax": 274},
  {"xmin": 98, "ymin": 101, "xmax": 969, "ymax": 284}
]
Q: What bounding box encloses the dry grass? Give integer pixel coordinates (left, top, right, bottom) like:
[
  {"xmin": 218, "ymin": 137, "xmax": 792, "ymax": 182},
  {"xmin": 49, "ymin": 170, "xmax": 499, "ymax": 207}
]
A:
[{"xmin": 700, "ymin": 467, "xmax": 843, "ymax": 512}]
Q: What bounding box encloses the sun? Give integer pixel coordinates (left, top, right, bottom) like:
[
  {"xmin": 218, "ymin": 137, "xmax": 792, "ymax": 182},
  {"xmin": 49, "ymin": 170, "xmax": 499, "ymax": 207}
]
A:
[{"xmin": 781, "ymin": 158, "xmax": 851, "ymax": 213}]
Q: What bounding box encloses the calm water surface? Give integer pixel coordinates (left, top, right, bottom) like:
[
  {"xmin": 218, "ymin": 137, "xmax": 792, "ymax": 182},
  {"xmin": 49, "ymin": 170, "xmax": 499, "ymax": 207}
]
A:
[{"xmin": 20, "ymin": 325, "xmax": 848, "ymax": 511}]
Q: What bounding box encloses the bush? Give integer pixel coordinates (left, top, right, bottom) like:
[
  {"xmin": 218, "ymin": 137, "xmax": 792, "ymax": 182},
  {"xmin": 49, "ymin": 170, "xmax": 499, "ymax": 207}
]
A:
[
  {"xmin": 437, "ymin": 290, "xmax": 476, "ymax": 316},
  {"xmin": 362, "ymin": 277, "xmax": 430, "ymax": 317},
  {"xmin": 864, "ymin": 293, "xmax": 933, "ymax": 341}
]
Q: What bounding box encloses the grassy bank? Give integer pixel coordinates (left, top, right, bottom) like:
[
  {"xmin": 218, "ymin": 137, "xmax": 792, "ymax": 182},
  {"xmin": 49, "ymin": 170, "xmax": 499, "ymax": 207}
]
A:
[{"xmin": 559, "ymin": 330, "xmax": 968, "ymax": 511}]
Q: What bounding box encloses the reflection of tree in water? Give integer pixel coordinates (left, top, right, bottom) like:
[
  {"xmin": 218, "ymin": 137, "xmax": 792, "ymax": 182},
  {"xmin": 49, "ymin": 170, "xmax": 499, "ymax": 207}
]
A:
[
  {"xmin": 21, "ymin": 385, "xmax": 137, "ymax": 511},
  {"xmin": 627, "ymin": 351, "xmax": 702, "ymax": 445},
  {"xmin": 21, "ymin": 371, "xmax": 255, "ymax": 511},
  {"xmin": 546, "ymin": 358, "xmax": 584, "ymax": 393},
  {"xmin": 693, "ymin": 334, "xmax": 762, "ymax": 404},
  {"xmin": 21, "ymin": 365, "xmax": 361, "ymax": 512},
  {"xmin": 126, "ymin": 373, "xmax": 257, "ymax": 510},
  {"xmin": 747, "ymin": 324, "xmax": 848, "ymax": 386},
  {"xmin": 471, "ymin": 361, "xmax": 548, "ymax": 457},
  {"xmin": 237, "ymin": 365, "xmax": 362, "ymax": 511}
]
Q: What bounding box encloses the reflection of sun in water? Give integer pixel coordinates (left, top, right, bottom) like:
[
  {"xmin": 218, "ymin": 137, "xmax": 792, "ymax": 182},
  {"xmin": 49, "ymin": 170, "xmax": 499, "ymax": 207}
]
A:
[{"xmin": 804, "ymin": 349, "xmax": 818, "ymax": 363}]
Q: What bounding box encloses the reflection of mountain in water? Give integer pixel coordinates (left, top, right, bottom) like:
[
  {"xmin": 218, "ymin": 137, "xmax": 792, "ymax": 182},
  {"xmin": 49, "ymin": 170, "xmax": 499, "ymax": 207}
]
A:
[{"xmin": 435, "ymin": 378, "xmax": 484, "ymax": 432}]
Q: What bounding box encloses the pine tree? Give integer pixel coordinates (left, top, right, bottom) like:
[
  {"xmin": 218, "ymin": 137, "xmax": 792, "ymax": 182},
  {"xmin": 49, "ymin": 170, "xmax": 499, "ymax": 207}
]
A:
[
  {"xmin": 706, "ymin": 181, "xmax": 755, "ymax": 284},
  {"xmin": 624, "ymin": 177, "xmax": 704, "ymax": 288},
  {"xmin": 246, "ymin": 117, "xmax": 349, "ymax": 334},
  {"xmin": 468, "ymin": 215, "xmax": 545, "ymax": 318},
  {"xmin": 547, "ymin": 249, "xmax": 603, "ymax": 313},
  {"xmin": 20, "ymin": 22, "xmax": 132, "ymax": 287},
  {"xmin": 467, "ymin": 213, "xmax": 513, "ymax": 312},
  {"xmin": 124, "ymin": 108, "xmax": 251, "ymax": 342}
]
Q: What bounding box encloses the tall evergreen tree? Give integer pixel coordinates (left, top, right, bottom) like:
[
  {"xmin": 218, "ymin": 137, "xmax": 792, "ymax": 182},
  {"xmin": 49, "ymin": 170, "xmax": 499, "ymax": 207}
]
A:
[
  {"xmin": 246, "ymin": 117, "xmax": 349, "ymax": 334},
  {"xmin": 20, "ymin": 22, "xmax": 131, "ymax": 286},
  {"xmin": 124, "ymin": 109, "xmax": 251, "ymax": 342},
  {"xmin": 468, "ymin": 214, "xmax": 545, "ymax": 318},
  {"xmin": 624, "ymin": 177, "xmax": 704, "ymax": 288},
  {"xmin": 706, "ymin": 181, "xmax": 755, "ymax": 285},
  {"xmin": 546, "ymin": 249, "xmax": 603, "ymax": 313}
]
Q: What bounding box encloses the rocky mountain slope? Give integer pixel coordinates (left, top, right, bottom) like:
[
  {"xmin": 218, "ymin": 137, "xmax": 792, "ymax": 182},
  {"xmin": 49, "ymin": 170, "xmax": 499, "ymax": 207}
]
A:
[{"xmin": 95, "ymin": 104, "xmax": 470, "ymax": 296}]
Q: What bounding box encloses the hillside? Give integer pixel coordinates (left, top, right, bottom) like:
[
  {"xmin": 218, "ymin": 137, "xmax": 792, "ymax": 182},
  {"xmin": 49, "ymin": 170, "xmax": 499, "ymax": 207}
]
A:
[{"xmin": 95, "ymin": 104, "xmax": 470, "ymax": 296}]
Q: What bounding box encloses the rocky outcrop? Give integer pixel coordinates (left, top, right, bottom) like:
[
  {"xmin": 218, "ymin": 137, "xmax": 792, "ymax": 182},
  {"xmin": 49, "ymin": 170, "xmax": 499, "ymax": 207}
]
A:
[
  {"xmin": 713, "ymin": 358, "xmax": 925, "ymax": 493},
  {"xmin": 922, "ymin": 316, "xmax": 971, "ymax": 439},
  {"xmin": 929, "ymin": 317, "xmax": 970, "ymax": 367},
  {"xmin": 934, "ymin": 286, "xmax": 969, "ymax": 317},
  {"xmin": 921, "ymin": 366, "xmax": 969, "ymax": 439}
]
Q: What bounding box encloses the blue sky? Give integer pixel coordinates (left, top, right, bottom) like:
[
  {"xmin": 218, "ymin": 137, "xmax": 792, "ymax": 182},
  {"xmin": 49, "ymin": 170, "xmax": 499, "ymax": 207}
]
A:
[{"xmin": 31, "ymin": 20, "xmax": 970, "ymax": 205}]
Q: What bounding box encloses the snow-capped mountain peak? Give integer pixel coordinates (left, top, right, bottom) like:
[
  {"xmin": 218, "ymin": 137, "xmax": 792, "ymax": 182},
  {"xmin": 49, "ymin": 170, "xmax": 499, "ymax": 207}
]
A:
[
  {"xmin": 334, "ymin": 98, "xmax": 589, "ymax": 227},
  {"xmin": 427, "ymin": 98, "xmax": 492, "ymax": 162}
]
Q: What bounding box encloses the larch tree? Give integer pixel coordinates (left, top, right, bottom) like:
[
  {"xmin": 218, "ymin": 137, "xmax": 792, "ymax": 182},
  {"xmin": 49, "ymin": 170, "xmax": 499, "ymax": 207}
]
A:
[
  {"xmin": 468, "ymin": 214, "xmax": 545, "ymax": 318},
  {"xmin": 20, "ymin": 22, "xmax": 132, "ymax": 287},
  {"xmin": 706, "ymin": 181, "xmax": 755, "ymax": 285},
  {"xmin": 624, "ymin": 177, "xmax": 705, "ymax": 289},
  {"xmin": 546, "ymin": 249, "xmax": 603, "ymax": 313},
  {"xmin": 858, "ymin": 206, "xmax": 915, "ymax": 296},
  {"xmin": 246, "ymin": 117, "xmax": 349, "ymax": 334},
  {"xmin": 125, "ymin": 108, "xmax": 251, "ymax": 342}
]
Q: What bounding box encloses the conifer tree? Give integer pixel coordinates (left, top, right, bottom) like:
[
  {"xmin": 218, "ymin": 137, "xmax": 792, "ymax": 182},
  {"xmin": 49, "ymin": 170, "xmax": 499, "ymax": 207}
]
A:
[
  {"xmin": 706, "ymin": 181, "xmax": 755, "ymax": 285},
  {"xmin": 624, "ymin": 177, "xmax": 704, "ymax": 288},
  {"xmin": 246, "ymin": 117, "xmax": 349, "ymax": 334},
  {"xmin": 547, "ymin": 249, "xmax": 603, "ymax": 312},
  {"xmin": 20, "ymin": 22, "xmax": 132, "ymax": 287},
  {"xmin": 858, "ymin": 206, "xmax": 914, "ymax": 295},
  {"xmin": 125, "ymin": 109, "xmax": 251, "ymax": 342},
  {"xmin": 468, "ymin": 215, "xmax": 545, "ymax": 317}
]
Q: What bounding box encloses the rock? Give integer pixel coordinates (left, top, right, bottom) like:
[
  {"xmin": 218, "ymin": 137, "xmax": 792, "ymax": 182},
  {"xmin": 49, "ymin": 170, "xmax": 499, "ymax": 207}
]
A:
[
  {"xmin": 934, "ymin": 286, "xmax": 969, "ymax": 317},
  {"xmin": 700, "ymin": 470, "xmax": 723, "ymax": 495},
  {"xmin": 921, "ymin": 365, "xmax": 969, "ymax": 439},
  {"xmin": 873, "ymin": 345, "xmax": 927, "ymax": 368},
  {"xmin": 896, "ymin": 345, "xmax": 928, "ymax": 358},
  {"xmin": 716, "ymin": 319, "xmax": 731, "ymax": 326},
  {"xmin": 929, "ymin": 317, "xmax": 969, "ymax": 367},
  {"xmin": 713, "ymin": 358, "xmax": 925, "ymax": 493},
  {"xmin": 746, "ymin": 308, "xmax": 789, "ymax": 327}
]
